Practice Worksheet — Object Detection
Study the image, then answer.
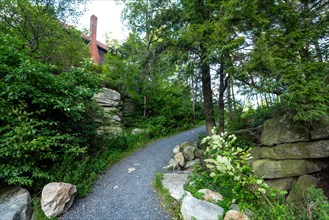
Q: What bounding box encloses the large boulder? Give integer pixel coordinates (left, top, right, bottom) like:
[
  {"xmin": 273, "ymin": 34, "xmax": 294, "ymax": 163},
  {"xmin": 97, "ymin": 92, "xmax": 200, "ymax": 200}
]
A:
[
  {"xmin": 0, "ymin": 186, "xmax": 32, "ymax": 220},
  {"xmin": 94, "ymin": 88, "xmax": 121, "ymax": 107},
  {"xmin": 286, "ymin": 175, "xmax": 319, "ymax": 203},
  {"xmin": 174, "ymin": 152, "xmax": 185, "ymax": 167},
  {"xmin": 182, "ymin": 145, "xmax": 196, "ymax": 161},
  {"xmin": 131, "ymin": 128, "xmax": 145, "ymax": 135},
  {"xmin": 181, "ymin": 194, "xmax": 224, "ymax": 220},
  {"xmin": 162, "ymin": 173, "xmax": 189, "ymax": 201},
  {"xmin": 265, "ymin": 178, "xmax": 293, "ymax": 191},
  {"xmin": 252, "ymin": 159, "xmax": 325, "ymax": 179},
  {"xmin": 260, "ymin": 116, "xmax": 310, "ymax": 146},
  {"xmin": 310, "ymin": 122, "xmax": 329, "ymax": 140},
  {"xmin": 41, "ymin": 182, "xmax": 77, "ymax": 218},
  {"xmin": 261, "ymin": 140, "xmax": 329, "ymax": 159}
]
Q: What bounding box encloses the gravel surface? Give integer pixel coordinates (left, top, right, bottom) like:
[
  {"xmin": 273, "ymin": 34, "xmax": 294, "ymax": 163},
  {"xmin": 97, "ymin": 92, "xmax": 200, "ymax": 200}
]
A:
[{"xmin": 60, "ymin": 126, "xmax": 205, "ymax": 220}]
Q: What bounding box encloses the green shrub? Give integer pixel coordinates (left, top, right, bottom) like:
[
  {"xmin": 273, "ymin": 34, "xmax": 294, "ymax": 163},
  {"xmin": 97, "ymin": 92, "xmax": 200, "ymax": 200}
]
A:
[
  {"xmin": 186, "ymin": 128, "xmax": 285, "ymax": 210},
  {"xmin": 0, "ymin": 33, "xmax": 102, "ymax": 189}
]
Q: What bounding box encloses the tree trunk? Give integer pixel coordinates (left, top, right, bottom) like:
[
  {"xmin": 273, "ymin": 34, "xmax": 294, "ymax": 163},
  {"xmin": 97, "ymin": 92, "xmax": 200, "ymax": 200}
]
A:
[
  {"xmin": 201, "ymin": 55, "xmax": 215, "ymax": 135},
  {"xmin": 218, "ymin": 63, "xmax": 226, "ymax": 134},
  {"xmin": 143, "ymin": 96, "xmax": 147, "ymax": 118}
]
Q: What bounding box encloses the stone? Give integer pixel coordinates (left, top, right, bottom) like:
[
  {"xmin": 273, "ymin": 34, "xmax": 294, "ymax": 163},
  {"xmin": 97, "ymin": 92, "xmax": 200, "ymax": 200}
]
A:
[
  {"xmin": 265, "ymin": 178, "xmax": 293, "ymax": 191},
  {"xmin": 173, "ymin": 144, "xmax": 181, "ymax": 154},
  {"xmin": 174, "ymin": 152, "xmax": 185, "ymax": 167},
  {"xmin": 197, "ymin": 189, "xmax": 223, "ymax": 203},
  {"xmin": 162, "ymin": 173, "xmax": 189, "ymax": 200},
  {"xmin": 310, "ymin": 122, "xmax": 329, "ymax": 140},
  {"xmin": 94, "ymin": 88, "xmax": 121, "ymax": 104},
  {"xmin": 182, "ymin": 145, "xmax": 196, "ymax": 161},
  {"xmin": 252, "ymin": 159, "xmax": 325, "ymax": 179},
  {"xmin": 286, "ymin": 175, "xmax": 319, "ymax": 203},
  {"xmin": 184, "ymin": 159, "xmax": 200, "ymax": 171},
  {"xmin": 260, "ymin": 115, "xmax": 310, "ymax": 146},
  {"xmin": 41, "ymin": 182, "xmax": 77, "ymax": 218},
  {"xmin": 128, "ymin": 167, "xmax": 136, "ymax": 173},
  {"xmin": 0, "ymin": 186, "xmax": 32, "ymax": 220},
  {"xmin": 103, "ymin": 107, "xmax": 119, "ymax": 114},
  {"xmin": 229, "ymin": 204, "xmax": 254, "ymax": 219},
  {"xmin": 164, "ymin": 159, "xmax": 179, "ymax": 170},
  {"xmin": 131, "ymin": 128, "xmax": 145, "ymax": 135},
  {"xmin": 261, "ymin": 140, "xmax": 329, "ymax": 159},
  {"xmin": 194, "ymin": 149, "xmax": 205, "ymax": 158},
  {"xmin": 232, "ymin": 129, "xmax": 257, "ymax": 144},
  {"xmin": 110, "ymin": 114, "xmax": 121, "ymax": 122},
  {"xmin": 181, "ymin": 194, "xmax": 224, "ymax": 220},
  {"xmin": 224, "ymin": 210, "xmax": 249, "ymax": 220}
]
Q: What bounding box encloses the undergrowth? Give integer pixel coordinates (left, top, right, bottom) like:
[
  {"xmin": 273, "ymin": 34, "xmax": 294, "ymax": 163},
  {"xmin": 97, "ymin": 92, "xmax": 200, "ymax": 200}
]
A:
[{"xmin": 153, "ymin": 173, "xmax": 182, "ymax": 220}]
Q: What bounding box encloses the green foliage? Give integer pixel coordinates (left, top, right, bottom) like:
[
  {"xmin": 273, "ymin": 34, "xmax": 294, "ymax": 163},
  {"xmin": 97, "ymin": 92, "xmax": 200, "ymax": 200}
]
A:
[
  {"xmin": 227, "ymin": 103, "xmax": 281, "ymax": 131},
  {"xmin": 0, "ymin": 0, "xmax": 89, "ymax": 70},
  {"xmin": 252, "ymin": 187, "xmax": 329, "ymax": 220},
  {"xmin": 0, "ymin": 32, "xmax": 101, "ymax": 189},
  {"xmin": 187, "ymin": 128, "xmax": 284, "ymax": 210},
  {"xmin": 153, "ymin": 173, "xmax": 182, "ymax": 219}
]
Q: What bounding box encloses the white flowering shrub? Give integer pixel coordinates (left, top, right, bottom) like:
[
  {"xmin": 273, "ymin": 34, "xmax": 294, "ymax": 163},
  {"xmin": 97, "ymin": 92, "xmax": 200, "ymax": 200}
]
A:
[{"xmin": 196, "ymin": 127, "xmax": 284, "ymax": 209}]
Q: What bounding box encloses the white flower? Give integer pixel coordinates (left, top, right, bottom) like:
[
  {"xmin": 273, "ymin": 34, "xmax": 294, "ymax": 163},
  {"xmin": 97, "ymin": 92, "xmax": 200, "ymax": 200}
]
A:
[{"xmin": 258, "ymin": 187, "xmax": 266, "ymax": 194}]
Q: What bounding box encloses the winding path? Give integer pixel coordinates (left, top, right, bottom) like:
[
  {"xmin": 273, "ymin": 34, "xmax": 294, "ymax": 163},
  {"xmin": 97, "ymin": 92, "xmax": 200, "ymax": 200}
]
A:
[{"xmin": 60, "ymin": 126, "xmax": 205, "ymax": 220}]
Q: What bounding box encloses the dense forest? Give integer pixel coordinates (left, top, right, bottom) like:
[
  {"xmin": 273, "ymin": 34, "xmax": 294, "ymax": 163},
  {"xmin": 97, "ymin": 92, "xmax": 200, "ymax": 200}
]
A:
[{"xmin": 0, "ymin": 0, "xmax": 328, "ymax": 219}]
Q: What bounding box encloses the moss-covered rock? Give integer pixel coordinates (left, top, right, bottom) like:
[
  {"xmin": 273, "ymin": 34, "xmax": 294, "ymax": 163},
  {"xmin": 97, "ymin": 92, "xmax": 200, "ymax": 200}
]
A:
[
  {"xmin": 261, "ymin": 140, "xmax": 329, "ymax": 159},
  {"xmin": 286, "ymin": 175, "xmax": 319, "ymax": 203},
  {"xmin": 265, "ymin": 178, "xmax": 293, "ymax": 191},
  {"xmin": 252, "ymin": 159, "xmax": 325, "ymax": 179},
  {"xmin": 260, "ymin": 116, "xmax": 310, "ymax": 146}
]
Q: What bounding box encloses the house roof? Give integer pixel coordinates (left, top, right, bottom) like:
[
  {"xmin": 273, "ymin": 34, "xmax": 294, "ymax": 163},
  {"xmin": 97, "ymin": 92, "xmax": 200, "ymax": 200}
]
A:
[{"xmin": 82, "ymin": 34, "xmax": 108, "ymax": 52}]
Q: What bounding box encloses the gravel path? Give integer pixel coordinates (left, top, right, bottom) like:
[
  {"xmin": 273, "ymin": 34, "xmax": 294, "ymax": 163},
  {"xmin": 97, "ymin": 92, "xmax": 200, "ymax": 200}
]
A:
[{"xmin": 60, "ymin": 126, "xmax": 205, "ymax": 220}]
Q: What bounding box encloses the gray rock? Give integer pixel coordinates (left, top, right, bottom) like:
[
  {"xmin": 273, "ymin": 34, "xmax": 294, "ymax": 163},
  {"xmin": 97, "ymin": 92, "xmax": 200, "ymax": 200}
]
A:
[
  {"xmin": 110, "ymin": 114, "xmax": 121, "ymax": 122},
  {"xmin": 173, "ymin": 145, "xmax": 181, "ymax": 154},
  {"xmin": 0, "ymin": 186, "xmax": 32, "ymax": 220},
  {"xmin": 224, "ymin": 210, "xmax": 249, "ymax": 220},
  {"xmin": 197, "ymin": 188, "xmax": 223, "ymax": 203},
  {"xmin": 41, "ymin": 182, "xmax": 77, "ymax": 218},
  {"xmin": 174, "ymin": 152, "xmax": 185, "ymax": 167},
  {"xmin": 252, "ymin": 159, "xmax": 325, "ymax": 179},
  {"xmin": 94, "ymin": 88, "xmax": 121, "ymax": 105},
  {"xmin": 163, "ymin": 159, "xmax": 179, "ymax": 170},
  {"xmin": 194, "ymin": 149, "xmax": 205, "ymax": 158},
  {"xmin": 232, "ymin": 129, "xmax": 257, "ymax": 144},
  {"xmin": 184, "ymin": 159, "xmax": 200, "ymax": 171},
  {"xmin": 181, "ymin": 194, "xmax": 224, "ymax": 220},
  {"xmin": 162, "ymin": 173, "xmax": 189, "ymax": 201},
  {"xmin": 286, "ymin": 175, "xmax": 319, "ymax": 203},
  {"xmin": 261, "ymin": 140, "xmax": 329, "ymax": 159},
  {"xmin": 260, "ymin": 115, "xmax": 310, "ymax": 146},
  {"xmin": 182, "ymin": 145, "xmax": 196, "ymax": 161},
  {"xmin": 131, "ymin": 128, "xmax": 145, "ymax": 135},
  {"xmin": 265, "ymin": 178, "xmax": 293, "ymax": 191}
]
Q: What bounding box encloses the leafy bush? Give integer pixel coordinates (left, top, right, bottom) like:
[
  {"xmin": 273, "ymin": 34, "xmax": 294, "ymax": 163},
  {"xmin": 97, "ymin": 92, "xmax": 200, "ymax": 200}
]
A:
[
  {"xmin": 252, "ymin": 187, "xmax": 329, "ymax": 220},
  {"xmin": 0, "ymin": 33, "xmax": 102, "ymax": 189},
  {"xmin": 186, "ymin": 128, "xmax": 284, "ymax": 210}
]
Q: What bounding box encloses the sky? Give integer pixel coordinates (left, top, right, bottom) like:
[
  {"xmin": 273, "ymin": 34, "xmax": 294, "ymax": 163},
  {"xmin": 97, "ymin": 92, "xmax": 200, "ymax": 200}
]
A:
[{"xmin": 77, "ymin": 0, "xmax": 129, "ymax": 43}]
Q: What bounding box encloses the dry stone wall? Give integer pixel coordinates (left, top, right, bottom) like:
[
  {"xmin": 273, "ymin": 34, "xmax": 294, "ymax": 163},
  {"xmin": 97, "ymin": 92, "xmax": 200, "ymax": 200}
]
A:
[
  {"xmin": 94, "ymin": 88, "xmax": 123, "ymax": 134},
  {"xmin": 250, "ymin": 115, "xmax": 329, "ymax": 196}
]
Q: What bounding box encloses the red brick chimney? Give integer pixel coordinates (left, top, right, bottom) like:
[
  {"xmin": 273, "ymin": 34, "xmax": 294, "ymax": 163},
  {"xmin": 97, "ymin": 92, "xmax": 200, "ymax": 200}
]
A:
[{"xmin": 90, "ymin": 15, "xmax": 100, "ymax": 64}]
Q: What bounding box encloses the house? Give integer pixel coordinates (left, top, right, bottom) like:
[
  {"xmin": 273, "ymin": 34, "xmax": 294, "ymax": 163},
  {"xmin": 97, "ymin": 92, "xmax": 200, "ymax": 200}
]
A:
[{"xmin": 82, "ymin": 15, "xmax": 108, "ymax": 64}]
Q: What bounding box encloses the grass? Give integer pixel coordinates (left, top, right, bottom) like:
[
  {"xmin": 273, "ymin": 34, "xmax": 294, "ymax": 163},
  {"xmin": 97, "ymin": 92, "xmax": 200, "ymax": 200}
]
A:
[{"xmin": 153, "ymin": 173, "xmax": 182, "ymax": 220}]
